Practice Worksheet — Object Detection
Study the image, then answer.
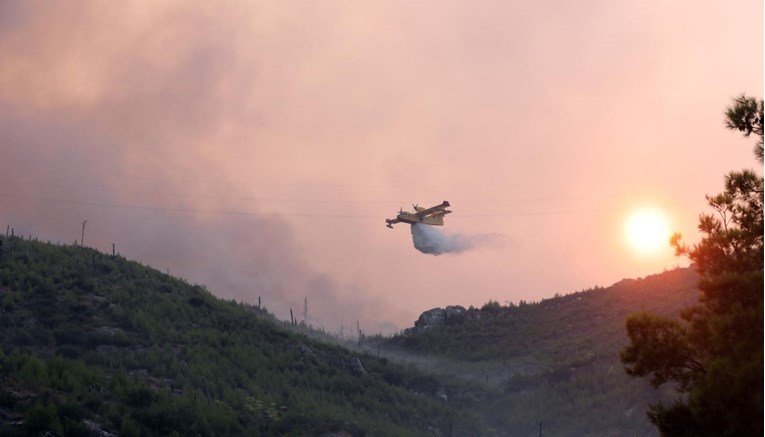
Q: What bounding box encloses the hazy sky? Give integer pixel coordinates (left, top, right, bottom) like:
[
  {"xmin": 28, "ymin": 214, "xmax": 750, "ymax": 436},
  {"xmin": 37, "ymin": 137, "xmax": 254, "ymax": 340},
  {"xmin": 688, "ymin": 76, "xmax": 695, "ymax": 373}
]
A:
[{"xmin": 1, "ymin": 1, "xmax": 762, "ymax": 333}]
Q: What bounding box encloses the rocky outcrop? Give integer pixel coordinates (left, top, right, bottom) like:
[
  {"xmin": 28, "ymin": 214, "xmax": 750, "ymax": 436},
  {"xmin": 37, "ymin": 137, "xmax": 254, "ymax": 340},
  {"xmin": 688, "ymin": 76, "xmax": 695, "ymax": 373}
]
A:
[
  {"xmin": 295, "ymin": 343, "xmax": 366, "ymax": 377},
  {"xmin": 414, "ymin": 308, "xmax": 447, "ymax": 329},
  {"xmin": 297, "ymin": 343, "xmax": 317, "ymax": 365},
  {"xmin": 412, "ymin": 305, "xmax": 467, "ymax": 331},
  {"xmin": 445, "ymin": 305, "xmax": 466, "ymax": 321},
  {"xmin": 347, "ymin": 357, "xmax": 367, "ymax": 376}
]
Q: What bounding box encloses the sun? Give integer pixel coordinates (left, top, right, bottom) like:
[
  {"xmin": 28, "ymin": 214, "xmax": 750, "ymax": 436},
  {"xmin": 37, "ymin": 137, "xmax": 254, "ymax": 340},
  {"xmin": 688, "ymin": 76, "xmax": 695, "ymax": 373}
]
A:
[{"xmin": 624, "ymin": 209, "xmax": 671, "ymax": 255}]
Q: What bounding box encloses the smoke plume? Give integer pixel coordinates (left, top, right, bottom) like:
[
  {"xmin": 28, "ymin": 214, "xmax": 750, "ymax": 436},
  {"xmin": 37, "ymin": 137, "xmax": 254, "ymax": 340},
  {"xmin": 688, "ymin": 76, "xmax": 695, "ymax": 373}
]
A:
[{"xmin": 410, "ymin": 223, "xmax": 503, "ymax": 255}]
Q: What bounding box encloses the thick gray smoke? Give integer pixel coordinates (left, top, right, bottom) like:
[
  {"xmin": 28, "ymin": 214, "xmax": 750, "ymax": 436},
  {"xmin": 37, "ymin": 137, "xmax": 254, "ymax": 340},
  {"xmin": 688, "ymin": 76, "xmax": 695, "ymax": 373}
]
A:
[
  {"xmin": 0, "ymin": 3, "xmax": 408, "ymax": 334},
  {"xmin": 410, "ymin": 223, "xmax": 502, "ymax": 255}
]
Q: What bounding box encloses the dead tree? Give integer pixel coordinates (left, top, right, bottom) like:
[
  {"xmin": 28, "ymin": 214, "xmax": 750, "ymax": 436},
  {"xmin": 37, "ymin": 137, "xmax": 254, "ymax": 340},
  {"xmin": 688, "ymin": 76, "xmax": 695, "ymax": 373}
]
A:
[
  {"xmin": 357, "ymin": 321, "xmax": 363, "ymax": 347},
  {"xmin": 303, "ymin": 297, "xmax": 308, "ymax": 324},
  {"xmin": 81, "ymin": 220, "xmax": 87, "ymax": 247}
]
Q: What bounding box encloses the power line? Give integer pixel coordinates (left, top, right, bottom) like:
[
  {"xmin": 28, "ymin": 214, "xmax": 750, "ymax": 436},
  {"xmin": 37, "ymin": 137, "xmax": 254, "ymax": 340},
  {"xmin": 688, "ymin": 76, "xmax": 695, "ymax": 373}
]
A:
[
  {"xmin": 0, "ymin": 192, "xmax": 375, "ymax": 218},
  {"xmin": 0, "ymin": 191, "xmax": 707, "ymax": 220},
  {"xmin": 0, "ymin": 177, "xmax": 712, "ymax": 206},
  {"xmin": 6, "ymin": 164, "xmax": 726, "ymax": 190}
]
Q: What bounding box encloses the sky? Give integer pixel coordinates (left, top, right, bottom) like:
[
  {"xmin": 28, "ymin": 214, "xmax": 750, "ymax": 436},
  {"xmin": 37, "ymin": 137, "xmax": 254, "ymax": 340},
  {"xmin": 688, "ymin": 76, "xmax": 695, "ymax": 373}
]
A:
[{"xmin": 1, "ymin": 1, "xmax": 762, "ymax": 334}]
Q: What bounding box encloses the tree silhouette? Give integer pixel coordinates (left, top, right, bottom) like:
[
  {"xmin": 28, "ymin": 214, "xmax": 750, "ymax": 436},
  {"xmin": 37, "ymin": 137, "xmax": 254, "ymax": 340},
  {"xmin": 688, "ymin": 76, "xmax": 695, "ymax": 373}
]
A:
[{"xmin": 621, "ymin": 95, "xmax": 764, "ymax": 436}]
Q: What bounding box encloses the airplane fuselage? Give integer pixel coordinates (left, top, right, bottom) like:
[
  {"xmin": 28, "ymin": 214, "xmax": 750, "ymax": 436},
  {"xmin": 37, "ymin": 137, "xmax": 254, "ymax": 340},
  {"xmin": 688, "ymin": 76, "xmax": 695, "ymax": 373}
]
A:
[
  {"xmin": 385, "ymin": 201, "xmax": 451, "ymax": 228},
  {"xmin": 391, "ymin": 212, "xmax": 445, "ymax": 226}
]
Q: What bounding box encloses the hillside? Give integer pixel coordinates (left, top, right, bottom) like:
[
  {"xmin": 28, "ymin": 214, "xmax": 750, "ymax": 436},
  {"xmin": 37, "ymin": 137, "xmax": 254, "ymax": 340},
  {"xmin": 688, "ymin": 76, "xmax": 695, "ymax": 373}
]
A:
[
  {"xmin": 0, "ymin": 232, "xmax": 704, "ymax": 436},
  {"xmin": 0, "ymin": 235, "xmax": 494, "ymax": 436},
  {"xmin": 377, "ymin": 267, "xmax": 700, "ymax": 436}
]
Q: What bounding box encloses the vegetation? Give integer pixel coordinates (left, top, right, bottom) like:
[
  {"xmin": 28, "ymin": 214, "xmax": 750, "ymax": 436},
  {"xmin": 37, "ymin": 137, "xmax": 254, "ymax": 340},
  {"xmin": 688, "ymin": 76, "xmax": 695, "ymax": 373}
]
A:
[
  {"xmin": 1, "ymin": 202, "xmax": 737, "ymax": 436},
  {"xmin": 725, "ymin": 94, "xmax": 764, "ymax": 161},
  {"xmin": 0, "ymin": 236, "xmax": 493, "ymax": 436},
  {"xmin": 621, "ymin": 95, "xmax": 764, "ymax": 436},
  {"xmin": 382, "ymin": 268, "xmax": 699, "ymax": 436}
]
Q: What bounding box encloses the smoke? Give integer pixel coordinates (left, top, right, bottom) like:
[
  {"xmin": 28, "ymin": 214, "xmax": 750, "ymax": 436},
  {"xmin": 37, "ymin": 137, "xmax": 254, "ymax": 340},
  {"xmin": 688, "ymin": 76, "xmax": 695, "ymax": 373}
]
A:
[
  {"xmin": 410, "ymin": 223, "xmax": 503, "ymax": 255},
  {"xmin": 0, "ymin": 2, "xmax": 413, "ymax": 334}
]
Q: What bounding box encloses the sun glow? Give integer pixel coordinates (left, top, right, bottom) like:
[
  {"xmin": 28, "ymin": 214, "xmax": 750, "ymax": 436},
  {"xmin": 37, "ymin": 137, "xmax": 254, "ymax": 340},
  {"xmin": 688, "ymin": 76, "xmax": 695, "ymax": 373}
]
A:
[{"xmin": 624, "ymin": 209, "xmax": 671, "ymax": 255}]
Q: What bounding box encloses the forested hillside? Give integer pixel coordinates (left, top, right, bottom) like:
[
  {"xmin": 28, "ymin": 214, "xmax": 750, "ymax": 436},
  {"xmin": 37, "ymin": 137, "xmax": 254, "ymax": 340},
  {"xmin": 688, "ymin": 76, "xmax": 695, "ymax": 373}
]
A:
[
  {"xmin": 0, "ymin": 232, "xmax": 703, "ymax": 436},
  {"xmin": 0, "ymin": 235, "xmax": 493, "ymax": 436},
  {"xmin": 378, "ymin": 267, "xmax": 700, "ymax": 436}
]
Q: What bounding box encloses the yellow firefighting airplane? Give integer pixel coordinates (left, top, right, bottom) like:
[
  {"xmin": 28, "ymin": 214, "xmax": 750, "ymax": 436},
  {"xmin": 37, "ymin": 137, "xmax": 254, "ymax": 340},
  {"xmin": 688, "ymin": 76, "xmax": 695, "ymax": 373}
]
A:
[{"xmin": 386, "ymin": 201, "xmax": 452, "ymax": 229}]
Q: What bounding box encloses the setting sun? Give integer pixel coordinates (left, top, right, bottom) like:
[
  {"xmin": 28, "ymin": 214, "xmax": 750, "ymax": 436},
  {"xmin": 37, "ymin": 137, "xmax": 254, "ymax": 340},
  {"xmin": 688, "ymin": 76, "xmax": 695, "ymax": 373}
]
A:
[{"xmin": 625, "ymin": 209, "xmax": 671, "ymax": 255}]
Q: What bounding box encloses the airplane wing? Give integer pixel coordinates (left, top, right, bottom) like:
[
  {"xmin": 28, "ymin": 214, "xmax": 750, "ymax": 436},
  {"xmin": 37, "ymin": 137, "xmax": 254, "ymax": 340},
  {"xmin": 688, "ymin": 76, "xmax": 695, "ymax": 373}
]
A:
[{"xmin": 414, "ymin": 201, "xmax": 451, "ymax": 219}]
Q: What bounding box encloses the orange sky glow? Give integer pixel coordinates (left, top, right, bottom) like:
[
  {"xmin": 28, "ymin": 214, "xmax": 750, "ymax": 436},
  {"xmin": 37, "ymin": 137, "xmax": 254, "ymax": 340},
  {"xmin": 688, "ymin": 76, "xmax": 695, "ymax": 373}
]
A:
[{"xmin": 1, "ymin": 1, "xmax": 762, "ymax": 332}]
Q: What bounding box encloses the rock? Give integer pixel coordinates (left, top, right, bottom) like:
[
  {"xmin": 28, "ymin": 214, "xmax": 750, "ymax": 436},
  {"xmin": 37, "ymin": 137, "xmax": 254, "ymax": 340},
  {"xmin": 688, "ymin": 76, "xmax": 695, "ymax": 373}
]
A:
[
  {"xmin": 444, "ymin": 305, "xmax": 466, "ymax": 323},
  {"xmin": 436, "ymin": 387, "xmax": 448, "ymax": 402},
  {"xmin": 406, "ymin": 305, "xmax": 470, "ymax": 333},
  {"xmin": 82, "ymin": 419, "xmax": 117, "ymax": 437},
  {"xmin": 297, "ymin": 343, "xmax": 317, "ymax": 365},
  {"xmin": 414, "ymin": 307, "xmax": 446, "ymax": 329},
  {"xmin": 85, "ymin": 383, "xmax": 104, "ymax": 394},
  {"xmin": 95, "ymin": 345, "xmax": 117, "ymax": 354},
  {"xmin": 427, "ymin": 425, "xmax": 442, "ymax": 436},
  {"xmin": 347, "ymin": 357, "xmax": 366, "ymax": 376},
  {"xmin": 0, "ymin": 406, "xmax": 24, "ymax": 427}
]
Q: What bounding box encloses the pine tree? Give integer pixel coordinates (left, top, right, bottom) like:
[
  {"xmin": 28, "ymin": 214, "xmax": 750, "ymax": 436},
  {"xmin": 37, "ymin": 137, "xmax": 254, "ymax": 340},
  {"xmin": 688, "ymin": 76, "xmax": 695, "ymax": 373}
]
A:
[{"xmin": 621, "ymin": 95, "xmax": 764, "ymax": 436}]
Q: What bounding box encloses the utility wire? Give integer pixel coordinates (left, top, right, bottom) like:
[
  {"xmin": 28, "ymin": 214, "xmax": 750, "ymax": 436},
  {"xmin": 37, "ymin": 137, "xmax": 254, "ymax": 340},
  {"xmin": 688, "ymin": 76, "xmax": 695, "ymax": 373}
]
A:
[
  {"xmin": 6, "ymin": 164, "xmax": 726, "ymax": 190},
  {"xmin": 0, "ymin": 177, "xmax": 713, "ymax": 206},
  {"xmin": 0, "ymin": 191, "xmax": 707, "ymax": 219}
]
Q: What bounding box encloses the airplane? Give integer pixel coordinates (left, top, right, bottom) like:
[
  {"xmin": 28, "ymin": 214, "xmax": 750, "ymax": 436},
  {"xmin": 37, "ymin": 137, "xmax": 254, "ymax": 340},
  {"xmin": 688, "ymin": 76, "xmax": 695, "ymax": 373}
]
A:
[{"xmin": 386, "ymin": 201, "xmax": 452, "ymax": 229}]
